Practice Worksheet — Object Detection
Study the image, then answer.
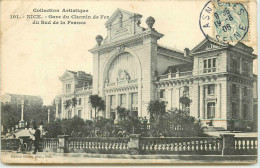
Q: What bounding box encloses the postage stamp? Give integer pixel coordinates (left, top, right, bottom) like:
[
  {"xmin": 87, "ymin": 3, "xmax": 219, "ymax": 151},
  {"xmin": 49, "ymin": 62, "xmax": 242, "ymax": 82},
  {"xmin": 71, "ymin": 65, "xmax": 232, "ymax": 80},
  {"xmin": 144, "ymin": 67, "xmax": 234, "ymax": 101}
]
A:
[{"xmin": 200, "ymin": 0, "xmax": 249, "ymax": 43}]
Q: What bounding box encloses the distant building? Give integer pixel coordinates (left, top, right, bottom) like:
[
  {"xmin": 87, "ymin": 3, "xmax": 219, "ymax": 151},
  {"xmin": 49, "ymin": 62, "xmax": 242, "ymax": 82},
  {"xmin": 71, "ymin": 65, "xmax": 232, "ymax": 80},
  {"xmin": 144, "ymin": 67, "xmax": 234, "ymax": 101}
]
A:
[
  {"xmin": 55, "ymin": 70, "xmax": 92, "ymax": 119},
  {"xmin": 1, "ymin": 93, "xmax": 43, "ymax": 106}
]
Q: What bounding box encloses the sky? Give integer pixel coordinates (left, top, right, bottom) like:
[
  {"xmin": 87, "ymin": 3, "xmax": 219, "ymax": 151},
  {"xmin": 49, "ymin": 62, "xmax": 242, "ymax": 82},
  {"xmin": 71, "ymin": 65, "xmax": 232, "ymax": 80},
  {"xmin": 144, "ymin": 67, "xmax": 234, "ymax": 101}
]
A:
[{"xmin": 1, "ymin": 0, "xmax": 257, "ymax": 105}]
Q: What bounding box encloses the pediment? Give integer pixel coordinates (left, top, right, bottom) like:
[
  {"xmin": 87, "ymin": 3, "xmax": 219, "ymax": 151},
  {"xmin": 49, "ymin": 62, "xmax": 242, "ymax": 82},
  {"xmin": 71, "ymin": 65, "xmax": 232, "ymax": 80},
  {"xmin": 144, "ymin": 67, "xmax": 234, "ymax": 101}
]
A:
[
  {"xmin": 60, "ymin": 71, "xmax": 76, "ymax": 80},
  {"xmin": 191, "ymin": 38, "xmax": 228, "ymax": 54},
  {"xmin": 105, "ymin": 9, "xmax": 136, "ymax": 27},
  {"xmin": 104, "ymin": 9, "xmax": 144, "ymax": 43}
]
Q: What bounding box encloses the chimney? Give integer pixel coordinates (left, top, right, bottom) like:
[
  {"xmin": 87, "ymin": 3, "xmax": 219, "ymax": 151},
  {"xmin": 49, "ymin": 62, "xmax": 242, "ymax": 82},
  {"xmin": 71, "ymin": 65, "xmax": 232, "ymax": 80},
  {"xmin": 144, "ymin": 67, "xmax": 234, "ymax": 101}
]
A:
[{"xmin": 184, "ymin": 48, "xmax": 190, "ymax": 57}]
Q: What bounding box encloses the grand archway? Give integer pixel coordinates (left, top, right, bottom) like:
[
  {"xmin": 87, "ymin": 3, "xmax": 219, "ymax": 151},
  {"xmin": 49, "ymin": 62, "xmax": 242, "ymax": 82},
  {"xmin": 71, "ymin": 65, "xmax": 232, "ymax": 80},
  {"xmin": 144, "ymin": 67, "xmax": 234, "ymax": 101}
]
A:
[{"xmin": 100, "ymin": 48, "xmax": 142, "ymax": 119}]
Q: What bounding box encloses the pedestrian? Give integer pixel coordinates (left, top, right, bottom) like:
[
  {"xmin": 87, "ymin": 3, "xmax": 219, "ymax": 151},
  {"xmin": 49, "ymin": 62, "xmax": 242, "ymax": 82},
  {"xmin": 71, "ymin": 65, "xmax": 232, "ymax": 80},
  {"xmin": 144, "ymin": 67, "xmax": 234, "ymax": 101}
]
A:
[{"xmin": 30, "ymin": 125, "xmax": 41, "ymax": 154}]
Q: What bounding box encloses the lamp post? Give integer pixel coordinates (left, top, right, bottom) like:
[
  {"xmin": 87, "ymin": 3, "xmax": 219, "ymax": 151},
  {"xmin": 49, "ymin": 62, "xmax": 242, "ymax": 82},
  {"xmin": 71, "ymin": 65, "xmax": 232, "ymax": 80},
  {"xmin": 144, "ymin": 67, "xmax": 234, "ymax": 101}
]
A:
[{"xmin": 19, "ymin": 99, "xmax": 25, "ymax": 129}]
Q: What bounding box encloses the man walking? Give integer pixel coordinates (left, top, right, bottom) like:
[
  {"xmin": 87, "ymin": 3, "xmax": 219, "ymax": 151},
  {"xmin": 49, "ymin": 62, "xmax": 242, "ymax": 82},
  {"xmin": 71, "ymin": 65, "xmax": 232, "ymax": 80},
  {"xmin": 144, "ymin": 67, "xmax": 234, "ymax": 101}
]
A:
[{"xmin": 31, "ymin": 125, "xmax": 41, "ymax": 154}]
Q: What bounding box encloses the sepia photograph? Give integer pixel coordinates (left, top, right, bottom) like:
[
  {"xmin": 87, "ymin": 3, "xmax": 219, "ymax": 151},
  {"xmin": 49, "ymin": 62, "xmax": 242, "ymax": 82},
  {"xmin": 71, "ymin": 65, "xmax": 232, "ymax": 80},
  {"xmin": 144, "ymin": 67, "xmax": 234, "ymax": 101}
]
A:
[{"xmin": 0, "ymin": 0, "xmax": 258, "ymax": 165}]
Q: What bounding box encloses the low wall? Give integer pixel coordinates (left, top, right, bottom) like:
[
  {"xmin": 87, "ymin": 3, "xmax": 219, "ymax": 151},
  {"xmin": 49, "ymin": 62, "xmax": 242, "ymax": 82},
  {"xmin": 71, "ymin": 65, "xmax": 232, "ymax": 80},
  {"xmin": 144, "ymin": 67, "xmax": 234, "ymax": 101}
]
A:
[{"xmin": 1, "ymin": 135, "xmax": 257, "ymax": 156}]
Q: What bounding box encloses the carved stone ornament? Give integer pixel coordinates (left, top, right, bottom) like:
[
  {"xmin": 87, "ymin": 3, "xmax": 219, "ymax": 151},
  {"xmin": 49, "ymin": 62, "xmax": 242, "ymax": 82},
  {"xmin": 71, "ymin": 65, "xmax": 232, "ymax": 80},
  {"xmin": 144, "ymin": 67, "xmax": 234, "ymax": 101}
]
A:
[
  {"xmin": 115, "ymin": 45, "xmax": 125, "ymax": 53},
  {"xmin": 118, "ymin": 70, "xmax": 129, "ymax": 81},
  {"xmin": 96, "ymin": 35, "xmax": 103, "ymax": 46},
  {"xmin": 146, "ymin": 16, "xmax": 155, "ymax": 29},
  {"xmin": 117, "ymin": 11, "xmax": 123, "ymax": 28}
]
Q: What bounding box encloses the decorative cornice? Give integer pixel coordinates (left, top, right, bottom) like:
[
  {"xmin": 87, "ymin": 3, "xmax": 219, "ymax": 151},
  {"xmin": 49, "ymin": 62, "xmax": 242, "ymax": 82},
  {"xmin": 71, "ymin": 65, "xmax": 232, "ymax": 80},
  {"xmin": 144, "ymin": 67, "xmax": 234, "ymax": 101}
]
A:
[
  {"xmin": 61, "ymin": 90, "xmax": 92, "ymax": 98},
  {"xmin": 155, "ymin": 72, "xmax": 228, "ymax": 88},
  {"xmin": 89, "ymin": 29, "xmax": 164, "ymax": 54},
  {"xmin": 105, "ymin": 83, "xmax": 138, "ymax": 94}
]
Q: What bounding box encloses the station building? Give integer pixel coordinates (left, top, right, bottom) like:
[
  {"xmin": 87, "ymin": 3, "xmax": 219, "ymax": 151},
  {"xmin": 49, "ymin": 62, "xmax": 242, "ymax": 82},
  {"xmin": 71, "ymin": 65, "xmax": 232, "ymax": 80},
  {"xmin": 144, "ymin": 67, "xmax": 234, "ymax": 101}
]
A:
[{"xmin": 56, "ymin": 9, "xmax": 257, "ymax": 130}]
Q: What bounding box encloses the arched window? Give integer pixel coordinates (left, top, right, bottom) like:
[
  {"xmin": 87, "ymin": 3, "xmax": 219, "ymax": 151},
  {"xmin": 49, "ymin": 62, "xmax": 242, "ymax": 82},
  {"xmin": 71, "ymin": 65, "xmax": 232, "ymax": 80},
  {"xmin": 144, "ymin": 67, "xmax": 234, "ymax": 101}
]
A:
[{"xmin": 108, "ymin": 52, "xmax": 138, "ymax": 83}]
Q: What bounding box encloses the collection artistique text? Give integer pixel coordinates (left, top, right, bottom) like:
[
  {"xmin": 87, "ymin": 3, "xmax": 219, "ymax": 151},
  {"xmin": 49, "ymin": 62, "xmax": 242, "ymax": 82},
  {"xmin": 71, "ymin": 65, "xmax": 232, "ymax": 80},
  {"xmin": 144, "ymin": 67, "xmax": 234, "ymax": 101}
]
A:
[{"xmin": 33, "ymin": 9, "xmax": 89, "ymax": 13}]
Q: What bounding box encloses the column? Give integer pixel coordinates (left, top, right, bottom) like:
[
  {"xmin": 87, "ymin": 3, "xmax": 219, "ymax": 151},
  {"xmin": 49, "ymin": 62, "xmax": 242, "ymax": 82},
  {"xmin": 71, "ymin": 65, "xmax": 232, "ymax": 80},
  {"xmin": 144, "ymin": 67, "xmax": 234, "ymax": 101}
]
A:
[
  {"xmin": 106, "ymin": 95, "xmax": 110, "ymax": 119},
  {"xmin": 199, "ymin": 85, "xmax": 204, "ymax": 119},
  {"xmin": 239, "ymin": 85, "xmax": 243, "ymax": 119},
  {"xmin": 138, "ymin": 88, "xmax": 142, "ymax": 117},
  {"xmin": 171, "ymin": 86, "xmax": 176, "ymax": 109},
  {"xmin": 126, "ymin": 93, "xmax": 130, "ymax": 111},
  {"xmin": 175, "ymin": 87, "xmax": 180, "ymax": 110},
  {"xmin": 216, "ymin": 83, "xmax": 221, "ymax": 119},
  {"xmin": 239, "ymin": 57, "xmax": 243, "ymax": 74},
  {"xmin": 167, "ymin": 88, "xmax": 172, "ymax": 110},
  {"xmin": 115, "ymin": 94, "xmax": 119, "ymax": 120}
]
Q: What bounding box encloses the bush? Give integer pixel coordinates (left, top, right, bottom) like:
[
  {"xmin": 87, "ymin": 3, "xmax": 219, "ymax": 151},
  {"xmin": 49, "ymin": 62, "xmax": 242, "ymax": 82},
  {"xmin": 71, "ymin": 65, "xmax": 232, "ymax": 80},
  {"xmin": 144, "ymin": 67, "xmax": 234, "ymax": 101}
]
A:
[{"xmin": 149, "ymin": 109, "xmax": 207, "ymax": 137}]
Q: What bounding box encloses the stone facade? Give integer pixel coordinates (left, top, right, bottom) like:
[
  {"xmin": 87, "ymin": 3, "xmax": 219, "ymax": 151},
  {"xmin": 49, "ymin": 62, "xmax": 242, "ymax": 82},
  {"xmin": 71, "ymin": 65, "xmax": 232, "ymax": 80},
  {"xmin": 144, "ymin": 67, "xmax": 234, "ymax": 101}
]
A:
[
  {"xmin": 56, "ymin": 9, "xmax": 257, "ymax": 130},
  {"xmin": 56, "ymin": 70, "xmax": 92, "ymax": 120},
  {"xmin": 1, "ymin": 93, "xmax": 43, "ymax": 106}
]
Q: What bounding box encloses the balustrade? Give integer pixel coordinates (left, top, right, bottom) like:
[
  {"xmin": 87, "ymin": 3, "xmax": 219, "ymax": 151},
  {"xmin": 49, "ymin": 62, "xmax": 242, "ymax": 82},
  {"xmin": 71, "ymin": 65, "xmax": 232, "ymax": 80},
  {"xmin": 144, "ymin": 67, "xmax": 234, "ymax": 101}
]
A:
[
  {"xmin": 106, "ymin": 79, "xmax": 138, "ymax": 87},
  {"xmin": 42, "ymin": 138, "xmax": 59, "ymax": 149},
  {"xmin": 157, "ymin": 71, "xmax": 192, "ymax": 81},
  {"xmin": 139, "ymin": 137, "xmax": 222, "ymax": 155},
  {"xmin": 67, "ymin": 137, "xmax": 129, "ymax": 154},
  {"xmin": 1, "ymin": 135, "xmax": 257, "ymax": 156},
  {"xmin": 234, "ymin": 137, "xmax": 257, "ymax": 155}
]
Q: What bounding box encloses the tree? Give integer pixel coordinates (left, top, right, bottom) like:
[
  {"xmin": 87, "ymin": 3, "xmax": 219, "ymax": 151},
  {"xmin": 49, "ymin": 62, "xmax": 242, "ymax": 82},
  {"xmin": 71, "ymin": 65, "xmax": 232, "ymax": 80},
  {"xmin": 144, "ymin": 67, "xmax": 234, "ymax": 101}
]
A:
[
  {"xmin": 64, "ymin": 99, "xmax": 72, "ymax": 118},
  {"xmin": 150, "ymin": 109, "xmax": 206, "ymax": 137},
  {"xmin": 89, "ymin": 95, "xmax": 105, "ymax": 119},
  {"xmin": 43, "ymin": 119, "xmax": 63, "ymax": 138},
  {"xmin": 116, "ymin": 106, "xmax": 128, "ymax": 121},
  {"xmin": 71, "ymin": 97, "xmax": 77, "ymax": 116},
  {"xmin": 147, "ymin": 100, "xmax": 166, "ymax": 122},
  {"xmin": 1, "ymin": 103, "xmax": 20, "ymax": 133}
]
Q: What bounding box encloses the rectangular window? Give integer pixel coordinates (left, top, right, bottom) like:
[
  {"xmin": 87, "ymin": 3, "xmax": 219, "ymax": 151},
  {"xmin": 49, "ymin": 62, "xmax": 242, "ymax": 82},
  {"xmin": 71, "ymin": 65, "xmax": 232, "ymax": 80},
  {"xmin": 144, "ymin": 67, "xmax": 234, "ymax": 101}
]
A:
[
  {"xmin": 78, "ymin": 98, "xmax": 82, "ymax": 105},
  {"xmin": 204, "ymin": 58, "xmax": 216, "ymax": 73},
  {"xmin": 207, "ymin": 102, "xmax": 215, "ymax": 119},
  {"xmin": 231, "ymin": 57, "xmax": 240, "ymax": 73},
  {"xmin": 132, "ymin": 93, "xmax": 138, "ymax": 105},
  {"xmin": 204, "ymin": 60, "xmax": 207, "ymax": 69},
  {"xmin": 232, "ymin": 84, "xmax": 237, "ymax": 95},
  {"xmin": 78, "ymin": 110, "xmax": 82, "ymax": 118},
  {"xmin": 110, "ymin": 95, "xmax": 116, "ymax": 111},
  {"xmin": 120, "ymin": 94, "xmax": 126, "ymax": 107},
  {"xmin": 183, "ymin": 86, "xmax": 189, "ymax": 97},
  {"xmin": 243, "ymin": 87, "xmax": 248, "ymax": 97},
  {"xmin": 66, "ymin": 83, "xmax": 71, "ymax": 92},
  {"xmin": 242, "ymin": 60, "xmax": 250, "ymax": 76},
  {"xmin": 159, "ymin": 89, "xmax": 165, "ymax": 99},
  {"xmin": 243, "ymin": 104, "xmax": 248, "ymax": 119},
  {"xmin": 208, "ymin": 85, "xmax": 215, "ymax": 95},
  {"xmin": 68, "ymin": 111, "xmax": 72, "ymax": 119},
  {"xmin": 232, "ymin": 102, "xmax": 237, "ymax": 119}
]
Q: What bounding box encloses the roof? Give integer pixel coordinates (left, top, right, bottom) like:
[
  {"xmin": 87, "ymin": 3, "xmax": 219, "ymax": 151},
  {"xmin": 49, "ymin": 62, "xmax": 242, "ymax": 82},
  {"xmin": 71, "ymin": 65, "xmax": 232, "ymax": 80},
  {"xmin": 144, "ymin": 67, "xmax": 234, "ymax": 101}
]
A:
[
  {"xmin": 4, "ymin": 93, "xmax": 42, "ymax": 99},
  {"xmin": 60, "ymin": 70, "xmax": 92, "ymax": 81},
  {"xmin": 163, "ymin": 63, "xmax": 193, "ymax": 74},
  {"xmin": 105, "ymin": 8, "xmax": 142, "ymax": 26},
  {"xmin": 158, "ymin": 44, "xmax": 184, "ymax": 54}
]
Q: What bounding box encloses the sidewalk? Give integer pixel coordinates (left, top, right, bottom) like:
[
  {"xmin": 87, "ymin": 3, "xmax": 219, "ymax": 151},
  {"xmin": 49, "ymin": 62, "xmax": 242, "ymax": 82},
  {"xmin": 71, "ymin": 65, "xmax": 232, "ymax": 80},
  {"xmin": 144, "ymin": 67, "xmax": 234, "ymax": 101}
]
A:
[
  {"xmin": 206, "ymin": 131, "xmax": 258, "ymax": 137},
  {"xmin": 1, "ymin": 151, "xmax": 257, "ymax": 164}
]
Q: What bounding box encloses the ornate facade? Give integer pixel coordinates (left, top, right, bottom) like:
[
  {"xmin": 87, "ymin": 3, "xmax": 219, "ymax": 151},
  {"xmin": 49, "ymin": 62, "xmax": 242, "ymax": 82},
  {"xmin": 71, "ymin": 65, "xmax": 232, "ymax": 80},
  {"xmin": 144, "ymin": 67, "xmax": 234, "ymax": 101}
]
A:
[
  {"xmin": 56, "ymin": 70, "xmax": 92, "ymax": 120},
  {"xmin": 56, "ymin": 9, "xmax": 257, "ymax": 130}
]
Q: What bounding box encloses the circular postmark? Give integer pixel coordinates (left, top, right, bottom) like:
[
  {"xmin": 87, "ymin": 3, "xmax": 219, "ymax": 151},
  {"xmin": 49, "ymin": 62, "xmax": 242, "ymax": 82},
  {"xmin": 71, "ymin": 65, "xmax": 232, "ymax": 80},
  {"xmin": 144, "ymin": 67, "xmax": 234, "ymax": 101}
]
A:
[{"xmin": 199, "ymin": 0, "xmax": 249, "ymax": 43}]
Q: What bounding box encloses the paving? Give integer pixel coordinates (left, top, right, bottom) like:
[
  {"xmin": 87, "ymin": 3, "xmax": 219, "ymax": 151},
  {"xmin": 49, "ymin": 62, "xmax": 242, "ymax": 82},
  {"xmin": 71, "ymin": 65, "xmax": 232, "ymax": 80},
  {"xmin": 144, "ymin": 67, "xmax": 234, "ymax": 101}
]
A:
[
  {"xmin": 1, "ymin": 151, "xmax": 257, "ymax": 165},
  {"xmin": 206, "ymin": 131, "xmax": 258, "ymax": 137}
]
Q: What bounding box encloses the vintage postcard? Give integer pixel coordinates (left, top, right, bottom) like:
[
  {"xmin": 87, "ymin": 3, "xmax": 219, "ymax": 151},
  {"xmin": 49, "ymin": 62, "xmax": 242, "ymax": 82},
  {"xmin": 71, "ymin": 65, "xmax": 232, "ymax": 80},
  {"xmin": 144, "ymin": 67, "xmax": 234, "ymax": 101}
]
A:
[{"xmin": 0, "ymin": 0, "xmax": 258, "ymax": 165}]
